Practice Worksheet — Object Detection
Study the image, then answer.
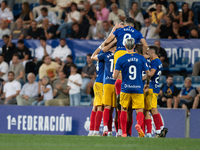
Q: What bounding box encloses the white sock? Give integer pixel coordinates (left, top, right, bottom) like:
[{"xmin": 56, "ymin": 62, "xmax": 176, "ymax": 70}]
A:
[
  {"xmin": 103, "ymin": 126, "xmax": 108, "ymax": 132},
  {"xmin": 116, "ymin": 132, "xmax": 118, "ymax": 137},
  {"xmin": 89, "ymin": 130, "xmax": 93, "ymax": 135},
  {"xmin": 94, "ymin": 131, "xmax": 99, "ymax": 134},
  {"xmin": 156, "ymin": 129, "xmax": 161, "ymax": 134},
  {"xmin": 108, "ymin": 131, "xmax": 112, "ymax": 134},
  {"xmin": 118, "ymin": 129, "xmax": 122, "ymax": 135},
  {"xmin": 161, "ymin": 126, "xmax": 164, "ymax": 130}
]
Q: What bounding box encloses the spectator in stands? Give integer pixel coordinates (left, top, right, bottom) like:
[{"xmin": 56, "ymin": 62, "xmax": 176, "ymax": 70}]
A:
[
  {"xmin": 10, "ymin": 18, "xmax": 27, "ymax": 39},
  {"xmin": 60, "ymin": 55, "xmax": 74, "ymax": 78},
  {"xmin": 0, "ymin": 54, "xmax": 8, "ymax": 81},
  {"xmin": 93, "ymin": 0, "xmax": 109, "ymax": 22},
  {"xmin": 129, "ymin": 2, "xmax": 144, "ymax": 25},
  {"xmin": 32, "ymin": 75, "xmax": 53, "ymax": 106},
  {"xmin": 98, "ymin": 21, "xmax": 112, "ymax": 39},
  {"xmin": 0, "ymin": 1, "xmax": 13, "ymax": 23},
  {"xmin": 174, "ymin": 77, "xmax": 196, "ymax": 112},
  {"xmin": 67, "ymin": 63, "xmax": 82, "ymax": 106},
  {"xmin": 2, "ymin": 35, "xmax": 16, "ymax": 65},
  {"xmin": 0, "ymin": 19, "xmax": 10, "ymax": 39},
  {"xmin": 14, "ymin": 40, "xmax": 32, "ymax": 66},
  {"xmin": 10, "ymin": 54, "xmax": 26, "ymax": 85},
  {"xmin": 33, "ymin": 0, "xmax": 54, "ymax": 19},
  {"xmin": 1, "ymin": 71, "xmax": 21, "ymax": 105},
  {"xmin": 140, "ymin": 18, "xmax": 159, "ymax": 39},
  {"xmin": 26, "ymin": 21, "xmax": 41, "ymax": 39},
  {"xmin": 151, "ymin": 2, "xmax": 164, "ymax": 25},
  {"xmin": 180, "ymin": 3, "xmax": 194, "ymax": 30},
  {"xmin": 106, "ymin": 0, "xmax": 118, "ymax": 10},
  {"xmin": 49, "ymin": 0, "xmax": 71, "ymax": 20},
  {"xmin": 16, "ymin": 73, "xmax": 38, "ymax": 106},
  {"xmin": 155, "ymin": 16, "xmax": 172, "ymax": 39},
  {"xmin": 192, "ymin": 61, "xmax": 200, "ymax": 76},
  {"xmin": 86, "ymin": 17, "xmax": 102, "ymax": 40},
  {"xmin": 108, "ymin": 3, "xmax": 126, "ymax": 25},
  {"xmin": 79, "ymin": 2, "xmax": 94, "ymax": 38},
  {"xmin": 35, "ymin": 7, "xmax": 58, "ymax": 26},
  {"xmin": 81, "ymin": 54, "xmax": 96, "ymax": 94},
  {"xmin": 20, "ymin": 2, "xmax": 34, "ymax": 28},
  {"xmin": 166, "ymin": 1, "xmax": 179, "ymax": 21},
  {"xmin": 169, "ymin": 20, "xmax": 187, "ymax": 39},
  {"xmin": 45, "ymin": 71, "xmax": 70, "ymax": 106},
  {"xmin": 158, "ymin": 75, "xmax": 179, "ymax": 108},
  {"xmin": 189, "ymin": 27, "xmax": 200, "ymax": 39},
  {"xmin": 56, "ymin": 2, "xmax": 81, "ymax": 38},
  {"xmin": 146, "ymin": 1, "xmax": 167, "ymax": 15},
  {"xmin": 39, "ymin": 55, "xmax": 60, "ymax": 81},
  {"xmin": 70, "ymin": 22, "xmax": 83, "ymax": 39},
  {"xmin": 51, "ymin": 39, "xmax": 72, "ymax": 62},
  {"xmin": 41, "ymin": 18, "xmax": 57, "ymax": 39},
  {"xmin": 192, "ymin": 87, "xmax": 200, "ymax": 109},
  {"xmin": 154, "ymin": 40, "xmax": 169, "ymax": 68}
]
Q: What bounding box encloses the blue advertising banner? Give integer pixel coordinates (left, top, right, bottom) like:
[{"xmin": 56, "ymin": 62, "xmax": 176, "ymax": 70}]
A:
[
  {"xmin": 0, "ymin": 39, "xmax": 199, "ymax": 66},
  {"xmin": 0, "ymin": 106, "xmax": 186, "ymax": 138},
  {"xmin": 190, "ymin": 109, "xmax": 200, "ymax": 138}
]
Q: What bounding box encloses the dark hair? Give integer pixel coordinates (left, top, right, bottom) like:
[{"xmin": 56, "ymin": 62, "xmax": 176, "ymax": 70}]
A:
[
  {"xmin": 71, "ymin": 63, "xmax": 77, "ymax": 69},
  {"xmin": 71, "ymin": 2, "xmax": 78, "ymax": 9},
  {"xmin": 167, "ymin": 75, "xmax": 173, "ymax": 78},
  {"xmin": 90, "ymin": 17, "xmax": 97, "ymax": 22},
  {"xmin": 135, "ymin": 43, "xmax": 143, "ymax": 55},
  {"xmin": 8, "ymin": 71, "xmax": 14, "ymax": 76},
  {"xmin": 182, "ymin": 2, "xmax": 188, "ymax": 8},
  {"xmin": 72, "ymin": 22, "xmax": 79, "ymax": 27},
  {"xmin": 124, "ymin": 17, "xmax": 134, "ymax": 25},
  {"xmin": 2, "ymin": 34, "xmax": 9, "ymax": 39},
  {"xmin": 172, "ymin": 19, "xmax": 179, "ymax": 24},
  {"xmin": 60, "ymin": 38, "xmax": 66, "ymax": 42},
  {"xmin": 1, "ymin": 1, "xmax": 7, "ymax": 5},
  {"xmin": 148, "ymin": 45, "xmax": 159, "ymax": 55},
  {"xmin": 168, "ymin": 1, "xmax": 178, "ymax": 12},
  {"xmin": 40, "ymin": 36, "xmax": 46, "ymax": 41},
  {"xmin": 12, "ymin": 53, "xmax": 19, "ymax": 58},
  {"xmin": 103, "ymin": 21, "xmax": 109, "ymax": 24},
  {"xmin": 67, "ymin": 55, "xmax": 73, "ymax": 60},
  {"xmin": 17, "ymin": 39, "xmax": 24, "ymax": 44},
  {"xmin": 41, "ymin": 7, "xmax": 48, "ymax": 12},
  {"xmin": 87, "ymin": 53, "xmax": 92, "ymax": 57},
  {"xmin": 0, "ymin": 54, "xmax": 4, "ymax": 59},
  {"xmin": 21, "ymin": 2, "xmax": 31, "ymax": 15},
  {"xmin": 42, "ymin": 55, "xmax": 49, "ymax": 62},
  {"xmin": 156, "ymin": 2, "xmax": 162, "ymax": 6},
  {"xmin": 132, "ymin": 2, "xmax": 138, "ymax": 6},
  {"xmin": 149, "ymin": 8, "xmax": 156, "ymax": 12}
]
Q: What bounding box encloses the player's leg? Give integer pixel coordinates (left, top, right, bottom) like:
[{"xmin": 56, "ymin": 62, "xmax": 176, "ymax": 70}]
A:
[
  {"xmin": 88, "ymin": 105, "xmax": 97, "ymax": 136},
  {"xmin": 127, "ymin": 106, "xmax": 133, "ymax": 137},
  {"xmin": 93, "ymin": 105, "xmax": 103, "ymax": 136},
  {"xmin": 108, "ymin": 107, "xmax": 114, "ymax": 136},
  {"xmin": 144, "ymin": 109, "xmax": 152, "ymax": 137},
  {"xmin": 114, "ymin": 109, "xmax": 118, "ymax": 136}
]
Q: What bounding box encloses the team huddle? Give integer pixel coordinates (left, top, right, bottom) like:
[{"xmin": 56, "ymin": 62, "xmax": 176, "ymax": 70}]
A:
[{"xmin": 88, "ymin": 17, "xmax": 168, "ymax": 138}]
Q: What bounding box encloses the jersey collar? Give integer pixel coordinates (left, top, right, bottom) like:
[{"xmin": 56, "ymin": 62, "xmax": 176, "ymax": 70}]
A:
[
  {"xmin": 127, "ymin": 52, "xmax": 136, "ymax": 54},
  {"xmin": 151, "ymin": 57, "xmax": 159, "ymax": 61}
]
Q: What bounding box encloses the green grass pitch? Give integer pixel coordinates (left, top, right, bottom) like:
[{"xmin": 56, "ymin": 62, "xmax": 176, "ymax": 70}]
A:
[{"xmin": 0, "ymin": 134, "xmax": 199, "ymax": 150}]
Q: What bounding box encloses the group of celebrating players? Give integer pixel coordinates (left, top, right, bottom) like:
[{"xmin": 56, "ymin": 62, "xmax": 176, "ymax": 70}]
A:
[{"xmin": 88, "ymin": 17, "xmax": 168, "ymax": 138}]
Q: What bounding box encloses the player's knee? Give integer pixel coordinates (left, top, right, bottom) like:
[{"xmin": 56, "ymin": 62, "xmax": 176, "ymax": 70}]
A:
[{"xmin": 151, "ymin": 108, "xmax": 158, "ymax": 115}]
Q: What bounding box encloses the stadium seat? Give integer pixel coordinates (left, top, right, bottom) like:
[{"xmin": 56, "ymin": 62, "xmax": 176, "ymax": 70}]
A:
[
  {"xmin": 176, "ymin": 1, "xmax": 185, "ymax": 11},
  {"xmin": 30, "ymin": 3, "xmax": 40, "ymax": 11},
  {"xmin": 191, "ymin": 76, "xmax": 200, "ymax": 88},
  {"xmin": 74, "ymin": 56, "xmax": 86, "ymax": 68},
  {"xmin": 80, "ymin": 94, "xmax": 92, "ymax": 106},
  {"xmin": 158, "ymin": 75, "xmax": 166, "ymax": 88},
  {"xmin": 181, "ymin": 57, "xmax": 189, "ymax": 68},
  {"xmin": 195, "ymin": 57, "xmax": 200, "ymax": 63},
  {"xmin": 141, "ymin": 2, "xmax": 153, "ymax": 10},
  {"xmin": 173, "ymin": 76, "xmax": 184, "ymax": 89},
  {"xmin": 169, "ymin": 57, "xmax": 189, "ymax": 72},
  {"xmin": 13, "ymin": 3, "xmax": 22, "ymax": 17}
]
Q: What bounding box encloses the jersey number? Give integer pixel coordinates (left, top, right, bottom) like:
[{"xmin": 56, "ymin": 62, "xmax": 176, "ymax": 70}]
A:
[
  {"xmin": 96, "ymin": 61, "xmax": 99, "ymax": 71},
  {"xmin": 129, "ymin": 65, "xmax": 136, "ymax": 80},
  {"xmin": 155, "ymin": 71, "xmax": 162, "ymax": 83},
  {"xmin": 109, "ymin": 59, "xmax": 114, "ymax": 72},
  {"xmin": 122, "ymin": 33, "xmax": 132, "ymax": 46}
]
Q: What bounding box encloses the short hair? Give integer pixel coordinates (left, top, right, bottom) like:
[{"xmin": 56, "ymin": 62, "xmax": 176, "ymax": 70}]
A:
[
  {"xmin": 87, "ymin": 53, "xmax": 92, "ymax": 57},
  {"xmin": 167, "ymin": 75, "xmax": 173, "ymax": 78},
  {"xmin": 59, "ymin": 70, "xmax": 66, "ymax": 75},
  {"xmin": 17, "ymin": 39, "xmax": 24, "ymax": 44},
  {"xmin": 2, "ymin": 1, "xmax": 7, "ymax": 5},
  {"xmin": 67, "ymin": 55, "xmax": 73, "ymax": 60},
  {"xmin": 2, "ymin": 34, "xmax": 9, "ymax": 39},
  {"xmin": 60, "ymin": 38, "xmax": 66, "ymax": 42},
  {"xmin": 185, "ymin": 77, "xmax": 192, "ymax": 82},
  {"xmin": 135, "ymin": 43, "xmax": 143, "ymax": 55},
  {"xmin": 71, "ymin": 63, "xmax": 77, "ymax": 69},
  {"xmin": 40, "ymin": 36, "xmax": 46, "ymax": 41},
  {"xmin": 148, "ymin": 45, "xmax": 159, "ymax": 55},
  {"xmin": 111, "ymin": 3, "xmax": 118, "ymax": 8},
  {"xmin": 182, "ymin": 2, "xmax": 188, "ymax": 8},
  {"xmin": 156, "ymin": 2, "xmax": 162, "ymax": 6},
  {"xmin": 172, "ymin": 19, "xmax": 179, "ymax": 24},
  {"xmin": 0, "ymin": 54, "xmax": 4, "ymax": 59},
  {"xmin": 90, "ymin": 17, "xmax": 97, "ymax": 22},
  {"xmin": 149, "ymin": 8, "xmax": 156, "ymax": 12},
  {"xmin": 42, "ymin": 55, "xmax": 49, "ymax": 62},
  {"xmin": 12, "ymin": 53, "xmax": 19, "ymax": 58},
  {"xmin": 41, "ymin": 7, "xmax": 48, "ymax": 12},
  {"xmin": 132, "ymin": 2, "xmax": 138, "ymax": 6},
  {"xmin": 71, "ymin": 2, "xmax": 78, "ymax": 9},
  {"xmin": 103, "ymin": 21, "xmax": 109, "ymax": 24},
  {"xmin": 31, "ymin": 20, "xmax": 37, "ymax": 24},
  {"xmin": 124, "ymin": 17, "xmax": 134, "ymax": 26},
  {"xmin": 8, "ymin": 71, "xmax": 14, "ymax": 76},
  {"xmin": 72, "ymin": 22, "xmax": 79, "ymax": 27},
  {"xmin": 125, "ymin": 38, "xmax": 135, "ymax": 50},
  {"xmin": 27, "ymin": 72, "xmax": 35, "ymax": 78}
]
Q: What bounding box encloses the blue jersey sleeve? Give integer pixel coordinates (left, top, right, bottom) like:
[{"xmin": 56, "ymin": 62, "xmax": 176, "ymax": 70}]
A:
[
  {"xmin": 97, "ymin": 53, "xmax": 106, "ymax": 60},
  {"xmin": 151, "ymin": 60, "xmax": 158, "ymax": 70},
  {"xmin": 113, "ymin": 29, "xmax": 119, "ymax": 37},
  {"xmin": 138, "ymin": 32, "xmax": 144, "ymax": 41},
  {"xmin": 115, "ymin": 58, "xmax": 122, "ymax": 71},
  {"xmin": 142, "ymin": 57, "xmax": 149, "ymax": 71}
]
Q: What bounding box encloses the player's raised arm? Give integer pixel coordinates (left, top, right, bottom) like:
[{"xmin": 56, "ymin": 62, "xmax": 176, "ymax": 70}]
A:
[
  {"xmin": 140, "ymin": 38, "xmax": 148, "ymax": 55},
  {"xmin": 102, "ymin": 38, "xmax": 117, "ymax": 53},
  {"xmin": 91, "ymin": 47, "xmax": 101, "ymax": 61}
]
